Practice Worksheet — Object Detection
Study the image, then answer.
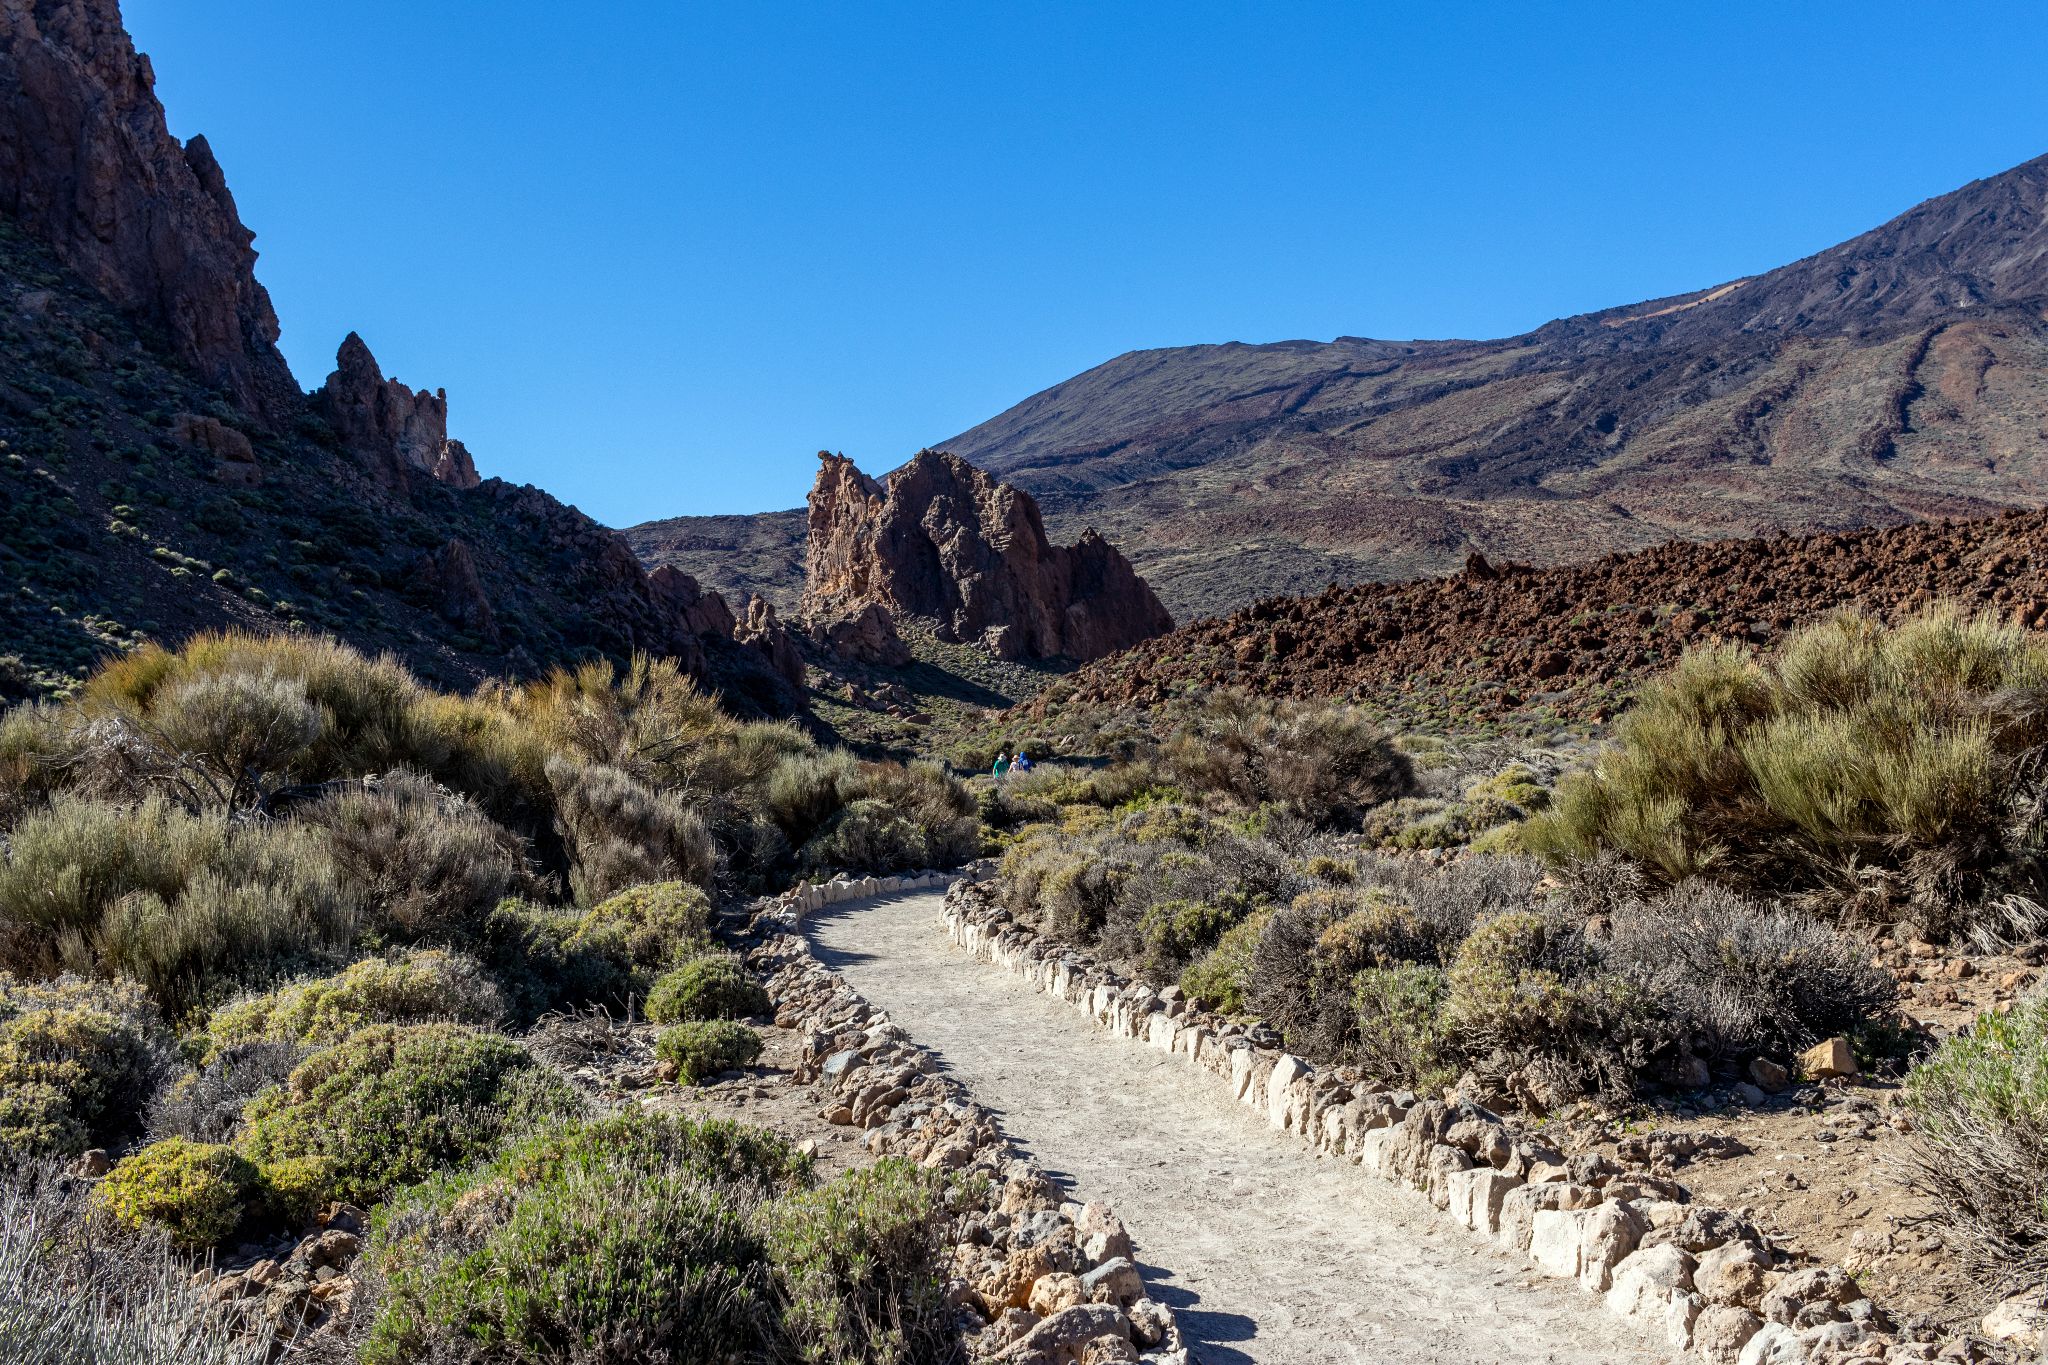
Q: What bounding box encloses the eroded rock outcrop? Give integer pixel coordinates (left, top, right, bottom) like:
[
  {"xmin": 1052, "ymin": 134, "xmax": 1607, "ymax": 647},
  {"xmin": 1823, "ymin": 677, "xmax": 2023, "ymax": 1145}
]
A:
[
  {"xmin": 0, "ymin": 0, "xmax": 297, "ymax": 417},
  {"xmin": 808, "ymin": 600, "xmax": 911, "ymax": 668},
  {"xmin": 802, "ymin": 449, "xmax": 1172, "ymax": 662},
  {"xmin": 406, "ymin": 538, "xmax": 499, "ymax": 646},
  {"xmin": 735, "ymin": 595, "xmax": 805, "ymax": 692},
  {"xmin": 313, "ymin": 333, "xmax": 482, "ymax": 491}
]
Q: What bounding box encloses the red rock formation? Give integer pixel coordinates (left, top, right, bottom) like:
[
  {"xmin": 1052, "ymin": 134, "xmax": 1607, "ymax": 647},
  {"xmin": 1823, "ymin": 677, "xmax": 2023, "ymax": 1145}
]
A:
[
  {"xmin": 0, "ymin": 0, "xmax": 296, "ymax": 417},
  {"xmin": 808, "ymin": 600, "xmax": 911, "ymax": 667},
  {"xmin": 313, "ymin": 333, "xmax": 482, "ymax": 491},
  {"xmin": 736, "ymin": 595, "xmax": 805, "ymax": 692},
  {"xmin": 801, "ymin": 449, "xmax": 1172, "ymax": 662},
  {"xmin": 648, "ymin": 565, "xmax": 737, "ymax": 639}
]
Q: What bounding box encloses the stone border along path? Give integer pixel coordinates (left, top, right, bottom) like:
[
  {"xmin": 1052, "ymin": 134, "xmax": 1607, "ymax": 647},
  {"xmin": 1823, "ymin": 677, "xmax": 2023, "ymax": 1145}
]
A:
[
  {"xmin": 933, "ymin": 880, "xmax": 1933, "ymax": 1365},
  {"xmin": 744, "ymin": 872, "xmax": 1192, "ymax": 1364},
  {"xmin": 798, "ymin": 882, "xmax": 1679, "ymax": 1365}
]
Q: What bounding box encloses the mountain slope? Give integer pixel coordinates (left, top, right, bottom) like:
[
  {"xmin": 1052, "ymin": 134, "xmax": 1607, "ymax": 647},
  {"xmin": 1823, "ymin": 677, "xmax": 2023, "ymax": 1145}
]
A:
[
  {"xmin": 935, "ymin": 153, "xmax": 2048, "ymax": 619},
  {"xmin": 0, "ymin": 0, "xmax": 789, "ymax": 707}
]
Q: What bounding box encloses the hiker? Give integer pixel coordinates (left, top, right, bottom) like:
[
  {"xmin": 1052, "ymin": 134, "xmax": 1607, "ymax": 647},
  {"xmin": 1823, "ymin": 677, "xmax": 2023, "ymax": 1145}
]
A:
[
  {"xmin": 992, "ymin": 751, "xmax": 1009, "ymax": 781},
  {"xmin": 1015, "ymin": 751, "xmax": 1034, "ymax": 774}
]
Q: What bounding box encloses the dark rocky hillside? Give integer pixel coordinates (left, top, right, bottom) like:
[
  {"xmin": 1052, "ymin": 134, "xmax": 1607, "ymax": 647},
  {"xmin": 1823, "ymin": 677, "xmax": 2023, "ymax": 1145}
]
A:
[
  {"xmin": 0, "ymin": 0, "xmax": 789, "ymax": 707},
  {"xmin": 1035, "ymin": 507, "xmax": 2048, "ymax": 735},
  {"xmin": 626, "ymin": 507, "xmax": 807, "ymax": 613},
  {"xmin": 935, "ymin": 154, "xmax": 2048, "ymax": 619}
]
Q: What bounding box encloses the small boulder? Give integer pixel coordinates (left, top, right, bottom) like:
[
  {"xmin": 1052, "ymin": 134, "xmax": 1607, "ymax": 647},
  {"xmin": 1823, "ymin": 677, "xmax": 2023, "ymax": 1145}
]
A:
[{"xmin": 1797, "ymin": 1038, "xmax": 1856, "ymax": 1080}]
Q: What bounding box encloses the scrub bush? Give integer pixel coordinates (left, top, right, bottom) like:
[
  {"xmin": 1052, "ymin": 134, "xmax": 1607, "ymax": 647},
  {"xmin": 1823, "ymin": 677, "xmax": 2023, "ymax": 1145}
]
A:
[
  {"xmin": 1525, "ymin": 606, "xmax": 2048, "ymax": 936},
  {"xmin": 1902, "ymin": 996, "xmax": 2048, "ymax": 1288},
  {"xmin": 765, "ymin": 1160, "xmax": 960, "ymax": 1364},
  {"xmin": 301, "ymin": 772, "xmax": 524, "ymax": 944},
  {"xmin": 646, "ymin": 954, "xmax": 770, "ymax": 1024},
  {"xmin": 205, "ymin": 948, "xmax": 504, "ymax": 1051},
  {"xmin": 92, "ymin": 1137, "xmax": 260, "ymax": 1248},
  {"xmin": 238, "ymin": 1022, "xmax": 580, "ymax": 1204},
  {"xmin": 657, "ymin": 1021, "xmax": 764, "ymax": 1085},
  {"xmin": 0, "ymin": 973, "xmax": 172, "ymax": 1155},
  {"xmin": 362, "ymin": 1114, "xmax": 806, "ymax": 1365}
]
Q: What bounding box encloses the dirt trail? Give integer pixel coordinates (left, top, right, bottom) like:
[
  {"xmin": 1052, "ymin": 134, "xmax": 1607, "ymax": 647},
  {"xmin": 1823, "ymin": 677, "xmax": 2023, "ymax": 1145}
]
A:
[{"xmin": 807, "ymin": 890, "xmax": 1667, "ymax": 1365}]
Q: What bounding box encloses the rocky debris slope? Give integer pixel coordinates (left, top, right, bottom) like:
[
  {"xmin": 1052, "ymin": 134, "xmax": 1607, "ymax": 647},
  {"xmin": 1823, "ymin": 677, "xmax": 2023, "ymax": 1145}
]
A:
[
  {"xmin": 940, "ymin": 880, "xmax": 1990, "ymax": 1365},
  {"xmin": 927, "ymin": 154, "xmax": 2048, "ymax": 617},
  {"xmin": 750, "ymin": 873, "xmax": 1189, "ymax": 1364},
  {"xmin": 1043, "ymin": 507, "xmax": 2048, "ymax": 728},
  {"xmin": 803, "ymin": 450, "xmax": 1172, "ymax": 664},
  {"xmin": 0, "ymin": 0, "xmax": 297, "ymax": 419}
]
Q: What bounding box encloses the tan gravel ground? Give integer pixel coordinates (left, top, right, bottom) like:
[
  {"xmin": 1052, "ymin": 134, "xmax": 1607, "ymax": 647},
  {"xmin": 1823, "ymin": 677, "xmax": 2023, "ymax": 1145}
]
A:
[{"xmin": 808, "ymin": 889, "xmax": 1672, "ymax": 1365}]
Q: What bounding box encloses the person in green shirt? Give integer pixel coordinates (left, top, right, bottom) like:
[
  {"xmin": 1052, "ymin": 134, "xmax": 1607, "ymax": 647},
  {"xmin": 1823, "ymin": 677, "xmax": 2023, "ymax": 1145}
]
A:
[{"xmin": 992, "ymin": 751, "xmax": 1009, "ymax": 781}]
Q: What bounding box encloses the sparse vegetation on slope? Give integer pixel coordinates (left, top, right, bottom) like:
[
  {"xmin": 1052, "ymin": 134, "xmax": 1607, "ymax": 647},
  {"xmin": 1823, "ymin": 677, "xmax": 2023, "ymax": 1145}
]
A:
[{"xmin": 1525, "ymin": 606, "xmax": 2048, "ymax": 940}]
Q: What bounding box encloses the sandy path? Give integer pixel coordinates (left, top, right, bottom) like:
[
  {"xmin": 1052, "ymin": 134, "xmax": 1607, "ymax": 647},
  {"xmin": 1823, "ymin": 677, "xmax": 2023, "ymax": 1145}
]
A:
[{"xmin": 807, "ymin": 891, "xmax": 1667, "ymax": 1365}]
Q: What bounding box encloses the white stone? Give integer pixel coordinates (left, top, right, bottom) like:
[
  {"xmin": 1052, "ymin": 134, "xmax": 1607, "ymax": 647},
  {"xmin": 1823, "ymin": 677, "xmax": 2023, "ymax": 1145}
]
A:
[
  {"xmin": 1605, "ymin": 1244, "xmax": 1695, "ymax": 1324},
  {"xmin": 1229, "ymin": 1048, "xmax": 1256, "ymax": 1101},
  {"xmin": 1530, "ymin": 1209, "xmax": 1584, "ymax": 1279},
  {"xmin": 1356, "ymin": 1127, "xmax": 1398, "ymax": 1178},
  {"xmin": 1445, "ymin": 1167, "xmax": 1521, "ymax": 1234},
  {"xmin": 1736, "ymin": 1322, "xmax": 1806, "ymax": 1365}
]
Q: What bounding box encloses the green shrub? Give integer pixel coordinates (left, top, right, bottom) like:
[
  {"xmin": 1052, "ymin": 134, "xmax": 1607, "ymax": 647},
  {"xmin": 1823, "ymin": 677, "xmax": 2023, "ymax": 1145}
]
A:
[
  {"xmin": 1444, "ymin": 911, "xmax": 1656, "ymax": 1101},
  {"xmin": 547, "ymin": 757, "xmax": 715, "ymax": 905},
  {"xmin": 657, "ymin": 1021, "xmax": 763, "ymax": 1085},
  {"xmin": 239, "ymin": 1022, "xmax": 579, "ymax": 1204},
  {"xmin": 0, "ymin": 795, "xmax": 355, "ymax": 1018},
  {"xmin": 1524, "ymin": 607, "xmax": 2048, "ymax": 936},
  {"xmin": 646, "ymin": 954, "xmax": 770, "ymax": 1024},
  {"xmin": 766, "ymin": 749, "xmax": 861, "ymax": 843},
  {"xmin": 363, "ymin": 1114, "xmax": 804, "ymax": 1365},
  {"xmin": 257, "ymin": 1153, "xmax": 337, "ymax": 1228},
  {"xmin": 0, "ymin": 974, "xmax": 171, "ymax": 1155},
  {"xmin": 571, "ymin": 881, "xmax": 711, "ymax": 969},
  {"xmin": 1902, "ymin": 997, "xmax": 2048, "ymax": 1287},
  {"xmin": 1352, "ymin": 965, "xmax": 1453, "ymax": 1092},
  {"xmin": 765, "ymin": 1159, "xmax": 959, "ymax": 1364},
  {"xmin": 93, "ymin": 1138, "xmax": 261, "ymax": 1248},
  {"xmin": 480, "ymin": 898, "xmax": 609, "ymax": 1023},
  {"xmin": 1137, "ymin": 898, "xmax": 1240, "ymax": 980},
  {"xmin": 301, "ymin": 771, "xmax": 523, "ymax": 944},
  {"xmin": 1178, "ymin": 910, "xmax": 1272, "ymax": 1014},
  {"xmin": 1161, "ymin": 691, "xmax": 1415, "ymax": 829},
  {"xmin": 206, "ymin": 948, "xmax": 504, "ymax": 1052}
]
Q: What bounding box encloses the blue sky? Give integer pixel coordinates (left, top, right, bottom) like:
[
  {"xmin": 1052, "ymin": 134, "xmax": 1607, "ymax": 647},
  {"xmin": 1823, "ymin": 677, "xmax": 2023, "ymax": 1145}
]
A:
[{"xmin": 126, "ymin": 2, "xmax": 2048, "ymax": 526}]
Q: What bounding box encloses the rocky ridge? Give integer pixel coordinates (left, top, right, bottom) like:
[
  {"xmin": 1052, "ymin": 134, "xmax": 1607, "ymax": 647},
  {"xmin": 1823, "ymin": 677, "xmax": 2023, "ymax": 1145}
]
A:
[
  {"xmin": 802, "ymin": 450, "xmax": 1172, "ymax": 664},
  {"xmin": 0, "ymin": 0, "xmax": 797, "ymax": 704},
  {"xmin": 1038, "ymin": 507, "xmax": 2048, "ymax": 732},
  {"xmin": 314, "ymin": 332, "xmax": 480, "ymax": 492},
  {"xmin": 0, "ymin": 0, "xmax": 295, "ymax": 419}
]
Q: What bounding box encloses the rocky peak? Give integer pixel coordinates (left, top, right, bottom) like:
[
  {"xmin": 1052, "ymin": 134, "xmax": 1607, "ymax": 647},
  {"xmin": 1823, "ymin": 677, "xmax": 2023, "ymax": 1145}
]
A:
[
  {"xmin": 313, "ymin": 333, "xmax": 482, "ymax": 491},
  {"xmin": 0, "ymin": 0, "xmax": 297, "ymax": 418},
  {"xmin": 802, "ymin": 448, "xmax": 1172, "ymax": 662}
]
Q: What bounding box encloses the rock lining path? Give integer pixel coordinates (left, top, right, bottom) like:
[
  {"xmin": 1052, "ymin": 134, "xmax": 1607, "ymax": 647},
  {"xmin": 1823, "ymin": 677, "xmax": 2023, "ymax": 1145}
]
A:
[{"xmin": 808, "ymin": 890, "xmax": 1668, "ymax": 1365}]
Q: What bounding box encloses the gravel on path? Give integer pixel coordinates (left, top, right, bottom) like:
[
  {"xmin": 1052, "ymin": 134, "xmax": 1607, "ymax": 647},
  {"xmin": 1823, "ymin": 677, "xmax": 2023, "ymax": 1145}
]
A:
[{"xmin": 808, "ymin": 890, "xmax": 1668, "ymax": 1365}]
